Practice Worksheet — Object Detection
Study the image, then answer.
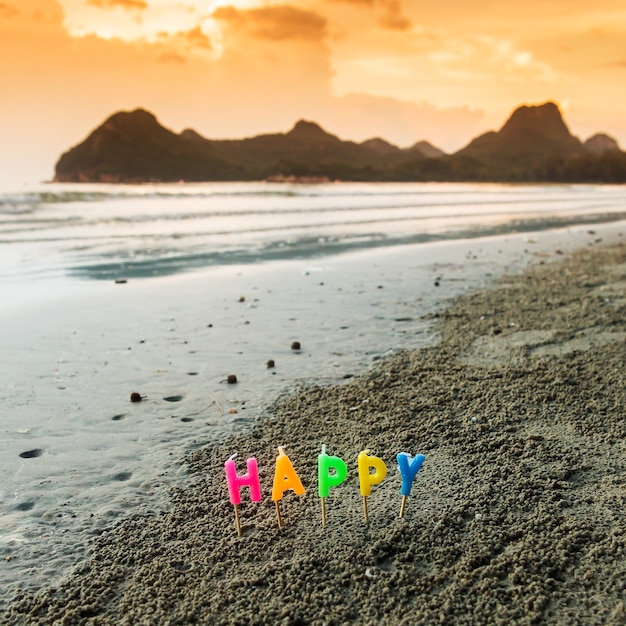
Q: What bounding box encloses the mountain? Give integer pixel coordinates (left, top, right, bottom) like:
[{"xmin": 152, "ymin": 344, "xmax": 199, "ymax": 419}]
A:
[
  {"xmin": 54, "ymin": 109, "xmax": 236, "ymax": 183},
  {"xmin": 405, "ymin": 140, "xmax": 445, "ymax": 159},
  {"xmin": 54, "ymin": 102, "xmax": 626, "ymax": 183},
  {"xmin": 454, "ymin": 101, "xmax": 586, "ymax": 180},
  {"xmin": 55, "ymin": 113, "xmax": 443, "ymax": 183},
  {"xmin": 360, "ymin": 138, "xmax": 401, "ymax": 155},
  {"xmin": 584, "ymin": 133, "xmax": 620, "ymax": 154}
]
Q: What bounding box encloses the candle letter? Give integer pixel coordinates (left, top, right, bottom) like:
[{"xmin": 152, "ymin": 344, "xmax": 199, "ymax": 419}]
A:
[
  {"xmin": 357, "ymin": 450, "xmax": 387, "ymax": 496},
  {"xmin": 318, "ymin": 446, "xmax": 348, "ymax": 498},
  {"xmin": 272, "ymin": 446, "xmax": 306, "ymax": 501},
  {"xmin": 397, "ymin": 453, "xmax": 426, "ymax": 497},
  {"xmin": 224, "ymin": 456, "xmax": 262, "ymax": 506},
  {"xmin": 318, "ymin": 444, "xmax": 348, "ymax": 525}
]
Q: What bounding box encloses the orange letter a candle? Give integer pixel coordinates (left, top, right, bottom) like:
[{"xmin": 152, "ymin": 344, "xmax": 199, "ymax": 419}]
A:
[{"xmin": 271, "ymin": 446, "xmax": 306, "ymax": 528}]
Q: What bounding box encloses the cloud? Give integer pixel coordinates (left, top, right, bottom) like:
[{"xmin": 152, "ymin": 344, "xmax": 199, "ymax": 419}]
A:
[
  {"xmin": 150, "ymin": 24, "xmax": 216, "ymax": 59},
  {"xmin": 86, "ymin": 0, "xmax": 147, "ymax": 9},
  {"xmin": 0, "ymin": 2, "xmax": 18, "ymax": 18},
  {"xmin": 524, "ymin": 26, "xmax": 626, "ymax": 74},
  {"xmin": 326, "ymin": 0, "xmax": 411, "ymax": 30},
  {"xmin": 428, "ymin": 35, "xmax": 557, "ymax": 83},
  {"xmin": 378, "ymin": 11, "xmax": 411, "ymax": 31},
  {"xmin": 214, "ymin": 4, "xmax": 327, "ymax": 41},
  {"xmin": 378, "ymin": 0, "xmax": 411, "ymax": 30},
  {"xmin": 328, "ymin": 0, "xmax": 374, "ymax": 4},
  {"xmin": 183, "ymin": 25, "xmax": 213, "ymax": 49},
  {"xmin": 157, "ymin": 50, "xmax": 186, "ymax": 63}
]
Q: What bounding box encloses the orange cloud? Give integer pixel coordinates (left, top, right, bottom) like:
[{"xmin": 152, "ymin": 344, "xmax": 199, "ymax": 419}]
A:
[
  {"xmin": 183, "ymin": 25, "xmax": 213, "ymax": 49},
  {"xmin": 328, "ymin": 0, "xmax": 374, "ymax": 4},
  {"xmin": 524, "ymin": 26, "xmax": 626, "ymax": 73},
  {"xmin": 214, "ymin": 4, "xmax": 327, "ymax": 41},
  {"xmin": 378, "ymin": 0, "xmax": 411, "ymax": 31},
  {"xmin": 151, "ymin": 24, "xmax": 215, "ymax": 59},
  {"xmin": 0, "ymin": 2, "xmax": 18, "ymax": 18},
  {"xmin": 326, "ymin": 0, "xmax": 411, "ymax": 30},
  {"xmin": 157, "ymin": 50, "xmax": 186, "ymax": 63},
  {"xmin": 86, "ymin": 0, "xmax": 147, "ymax": 9}
]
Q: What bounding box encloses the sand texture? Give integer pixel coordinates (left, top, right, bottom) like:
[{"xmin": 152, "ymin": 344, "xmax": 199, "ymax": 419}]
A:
[{"xmin": 3, "ymin": 241, "xmax": 626, "ymax": 625}]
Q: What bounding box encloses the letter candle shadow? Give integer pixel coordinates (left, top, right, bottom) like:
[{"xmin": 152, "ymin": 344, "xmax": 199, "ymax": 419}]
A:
[{"xmin": 224, "ymin": 454, "xmax": 262, "ymax": 536}]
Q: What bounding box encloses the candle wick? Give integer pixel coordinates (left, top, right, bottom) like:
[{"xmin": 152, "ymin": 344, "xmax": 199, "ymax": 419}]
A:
[
  {"xmin": 229, "ymin": 453, "xmax": 238, "ymax": 461},
  {"xmin": 278, "ymin": 446, "xmax": 285, "ymax": 455},
  {"xmin": 321, "ymin": 444, "xmax": 326, "ymax": 455}
]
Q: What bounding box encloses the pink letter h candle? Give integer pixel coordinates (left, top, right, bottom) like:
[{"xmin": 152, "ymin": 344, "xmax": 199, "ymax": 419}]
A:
[{"xmin": 224, "ymin": 455, "xmax": 262, "ymax": 505}]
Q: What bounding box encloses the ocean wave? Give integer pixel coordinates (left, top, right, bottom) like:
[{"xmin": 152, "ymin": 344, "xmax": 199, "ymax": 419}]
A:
[
  {"xmin": 1, "ymin": 181, "xmax": 608, "ymax": 215},
  {"xmin": 65, "ymin": 210, "xmax": 626, "ymax": 281},
  {"xmin": 1, "ymin": 182, "xmax": 625, "ymax": 285}
]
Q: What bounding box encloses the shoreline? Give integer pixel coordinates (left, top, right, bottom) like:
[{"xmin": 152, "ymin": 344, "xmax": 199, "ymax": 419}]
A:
[{"xmin": 3, "ymin": 231, "xmax": 626, "ymax": 624}]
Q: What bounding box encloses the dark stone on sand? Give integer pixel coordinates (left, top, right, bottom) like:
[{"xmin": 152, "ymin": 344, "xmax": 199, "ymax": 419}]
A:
[
  {"xmin": 227, "ymin": 374, "xmax": 238, "ymax": 384},
  {"xmin": 15, "ymin": 501, "xmax": 35, "ymax": 511},
  {"xmin": 291, "ymin": 341, "xmax": 301, "ymax": 350},
  {"xmin": 130, "ymin": 392, "xmax": 143, "ymax": 403},
  {"xmin": 112, "ymin": 472, "xmax": 132, "ymax": 482},
  {"xmin": 19, "ymin": 449, "xmax": 43, "ymax": 459},
  {"xmin": 267, "ymin": 359, "xmax": 275, "ymax": 368},
  {"xmin": 111, "ymin": 414, "xmax": 126, "ymax": 421},
  {"xmin": 163, "ymin": 395, "xmax": 183, "ymax": 402}
]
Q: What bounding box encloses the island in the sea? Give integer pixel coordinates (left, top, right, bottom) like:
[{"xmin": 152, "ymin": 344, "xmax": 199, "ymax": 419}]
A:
[{"xmin": 54, "ymin": 101, "xmax": 626, "ymax": 184}]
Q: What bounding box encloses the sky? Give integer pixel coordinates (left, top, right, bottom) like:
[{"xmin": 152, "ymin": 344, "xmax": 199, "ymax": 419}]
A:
[{"xmin": 1, "ymin": 0, "xmax": 626, "ymax": 186}]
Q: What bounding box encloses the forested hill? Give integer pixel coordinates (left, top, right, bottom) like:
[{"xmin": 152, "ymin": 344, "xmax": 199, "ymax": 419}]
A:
[{"xmin": 54, "ymin": 102, "xmax": 626, "ymax": 184}]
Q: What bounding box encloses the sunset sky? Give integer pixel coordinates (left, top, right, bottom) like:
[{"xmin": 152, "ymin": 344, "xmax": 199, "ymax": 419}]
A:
[{"xmin": 2, "ymin": 0, "xmax": 626, "ymax": 186}]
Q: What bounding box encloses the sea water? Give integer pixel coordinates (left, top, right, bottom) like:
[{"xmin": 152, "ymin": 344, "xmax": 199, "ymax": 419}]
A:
[
  {"xmin": 3, "ymin": 181, "xmax": 626, "ymax": 291},
  {"xmin": 1, "ymin": 181, "xmax": 625, "ymax": 608}
]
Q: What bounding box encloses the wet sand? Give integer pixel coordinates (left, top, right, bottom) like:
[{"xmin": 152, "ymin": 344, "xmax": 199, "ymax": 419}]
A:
[{"xmin": 3, "ymin": 239, "xmax": 626, "ymax": 625}]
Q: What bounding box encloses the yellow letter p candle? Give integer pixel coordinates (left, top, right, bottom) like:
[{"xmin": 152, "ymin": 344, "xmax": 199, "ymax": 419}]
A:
[{"xmin": 357, "ymin": 450, "xmax": 387, "ymax": 521}]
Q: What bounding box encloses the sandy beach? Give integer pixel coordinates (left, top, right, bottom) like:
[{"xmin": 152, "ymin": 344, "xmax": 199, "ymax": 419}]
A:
[{"xmin": 2, "ymin": 228, "xmax": 626, "ymax": 624}]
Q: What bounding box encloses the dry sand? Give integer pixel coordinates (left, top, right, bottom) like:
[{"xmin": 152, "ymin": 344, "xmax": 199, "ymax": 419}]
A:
[{"xmin": 3, "ymin": 240, "xmax": 626, "ymax": 625}]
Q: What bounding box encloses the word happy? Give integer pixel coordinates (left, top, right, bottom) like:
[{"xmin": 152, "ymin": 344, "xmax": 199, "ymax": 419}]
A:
[{"xmin": 224, "ymin": 445, "xmax": 426, "ymax": 535}]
